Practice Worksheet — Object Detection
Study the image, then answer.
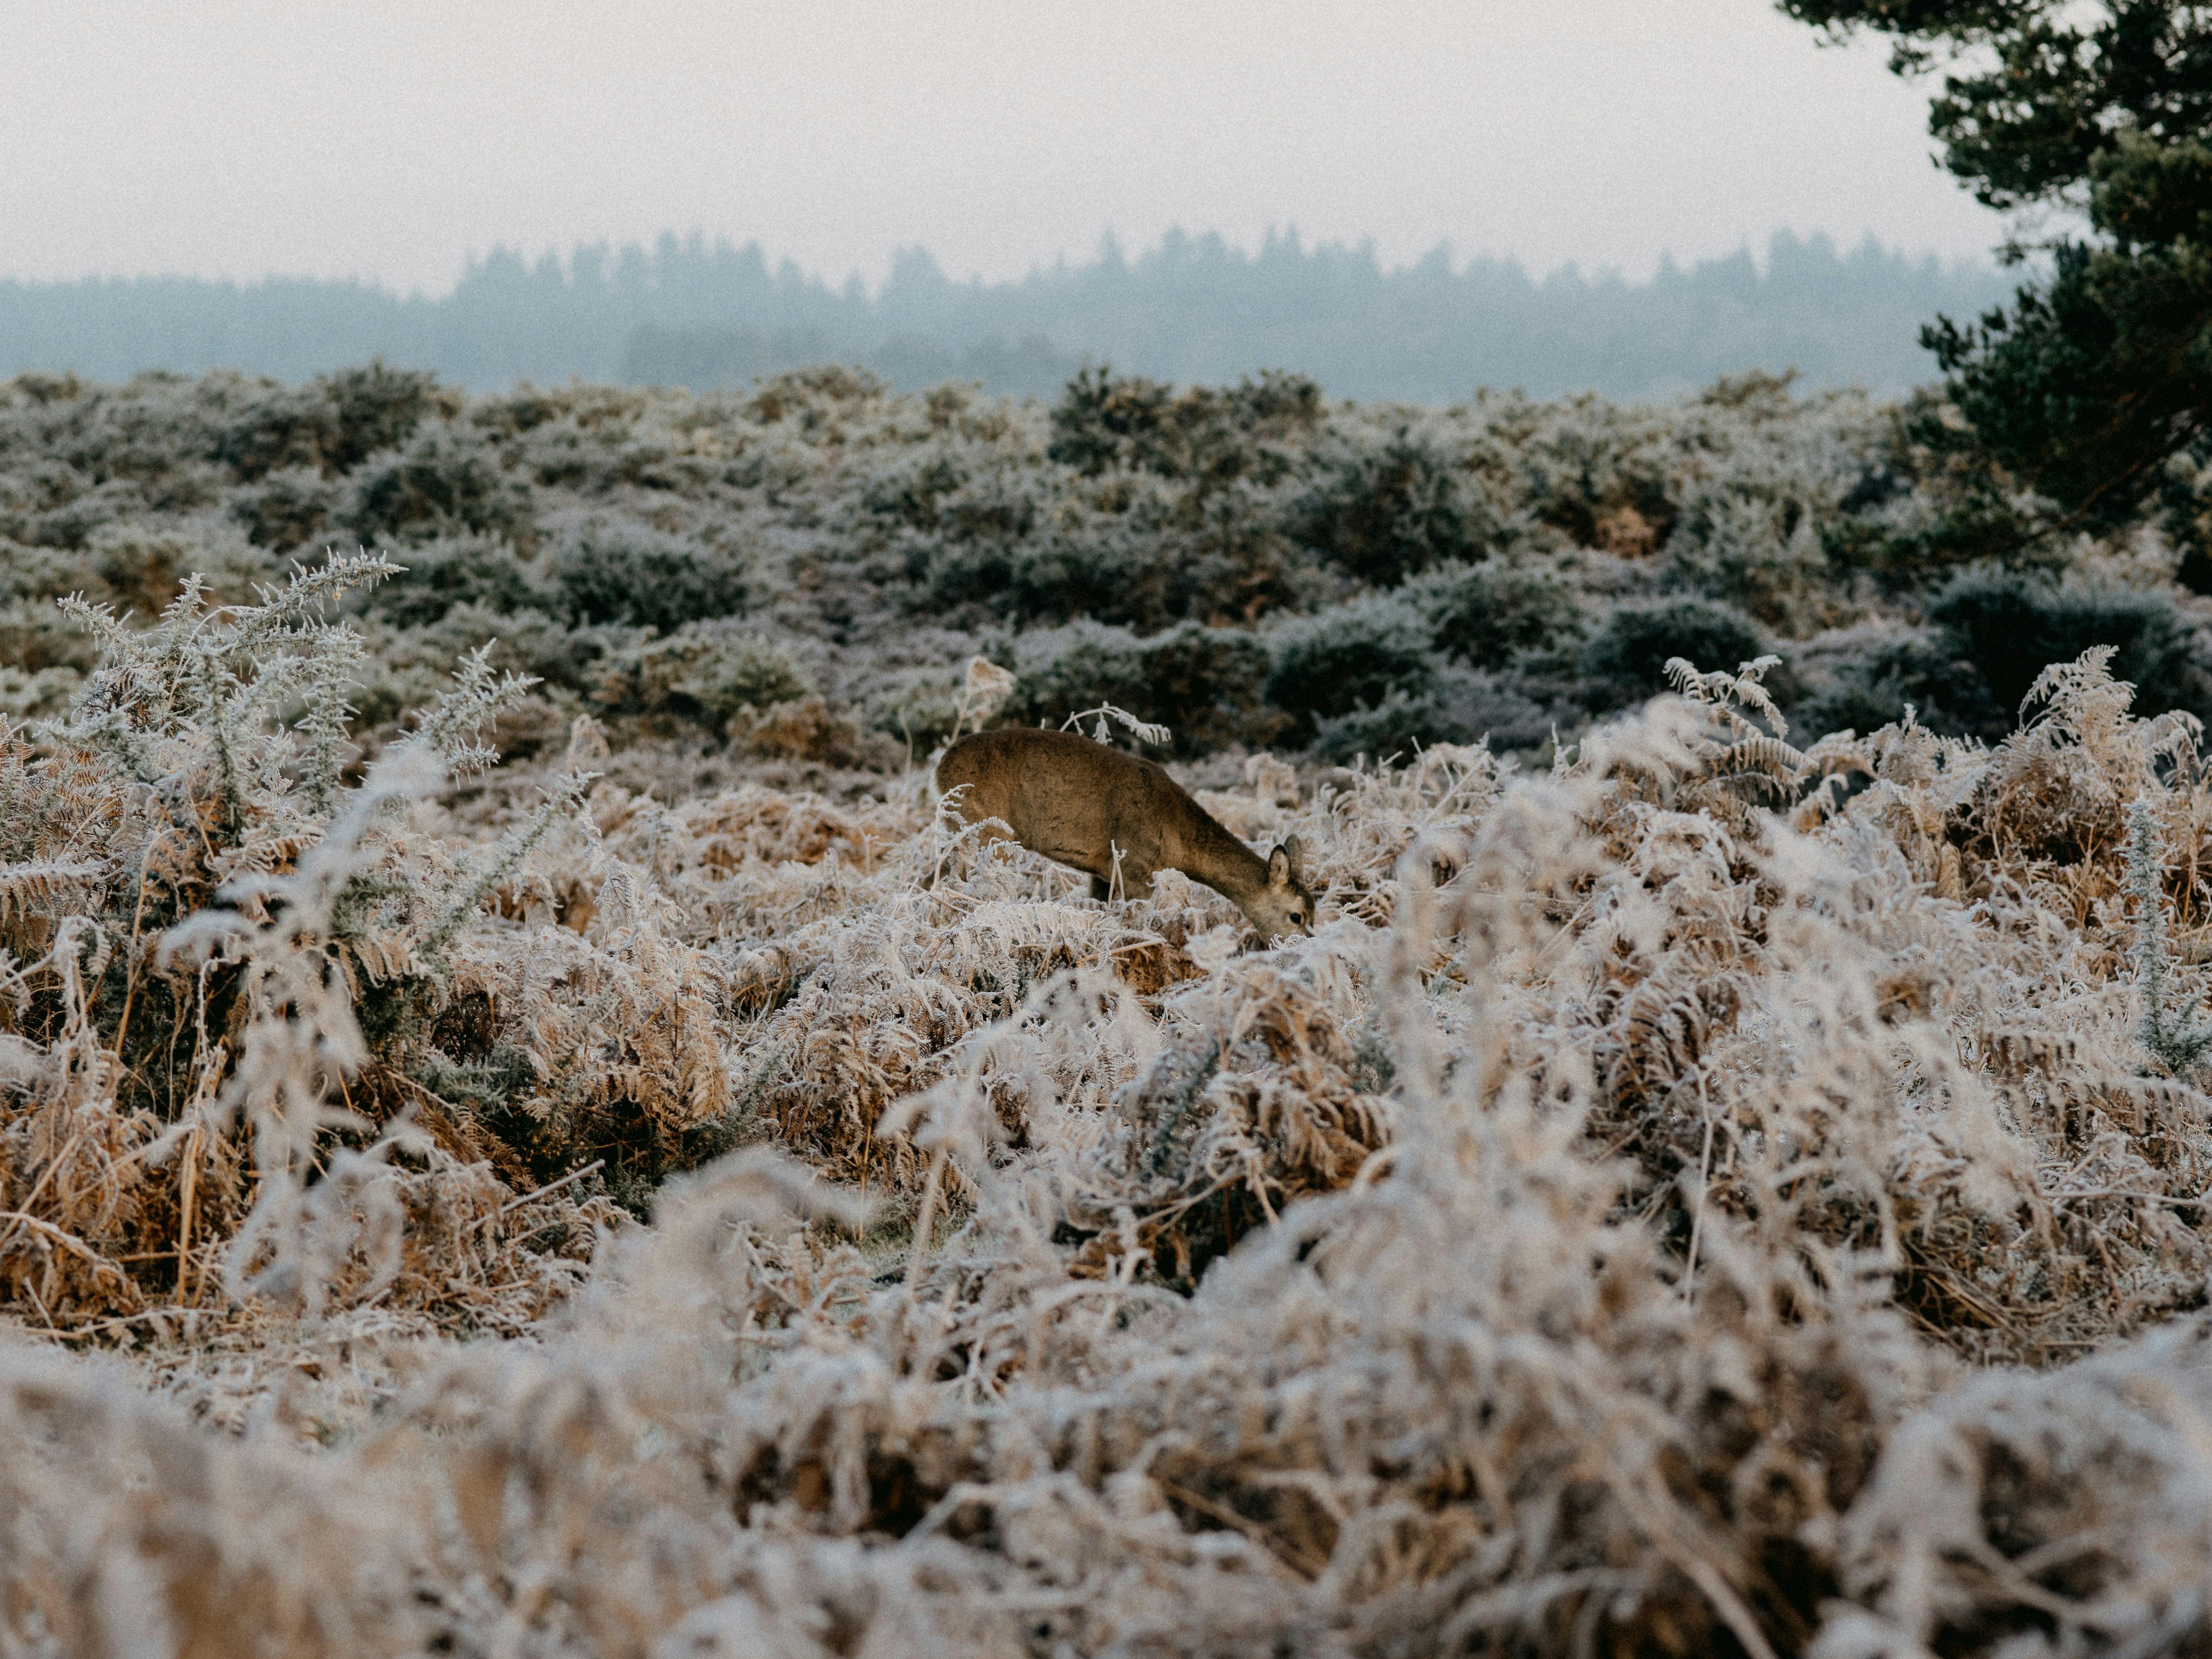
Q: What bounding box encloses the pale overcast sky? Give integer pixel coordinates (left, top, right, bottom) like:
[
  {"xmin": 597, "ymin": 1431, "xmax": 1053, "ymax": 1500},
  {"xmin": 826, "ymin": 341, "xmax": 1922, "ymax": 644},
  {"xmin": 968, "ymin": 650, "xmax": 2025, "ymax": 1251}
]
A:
[{"xmin": 1, "ymin": 0, "xmax": 2011, "ymax": 293}]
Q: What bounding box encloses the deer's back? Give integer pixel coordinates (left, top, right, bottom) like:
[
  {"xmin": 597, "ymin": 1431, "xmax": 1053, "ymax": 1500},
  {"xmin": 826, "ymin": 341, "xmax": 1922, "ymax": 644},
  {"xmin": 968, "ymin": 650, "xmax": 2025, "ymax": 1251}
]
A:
[{"xmin": 937, "ymin": 728, "xmax": 1192, "ymax": 869}]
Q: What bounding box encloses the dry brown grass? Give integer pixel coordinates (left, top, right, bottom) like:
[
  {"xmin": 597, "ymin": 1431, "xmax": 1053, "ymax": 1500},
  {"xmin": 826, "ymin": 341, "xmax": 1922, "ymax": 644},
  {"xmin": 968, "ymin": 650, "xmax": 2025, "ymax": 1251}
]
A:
[{"xmin": 7, "ymin": 617, "xmax": 2212, "ymax": 1655}]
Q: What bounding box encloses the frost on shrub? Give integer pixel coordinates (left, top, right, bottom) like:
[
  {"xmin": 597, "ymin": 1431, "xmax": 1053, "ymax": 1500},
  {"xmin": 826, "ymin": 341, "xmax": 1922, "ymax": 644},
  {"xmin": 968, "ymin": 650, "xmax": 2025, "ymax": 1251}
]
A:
[
  {"xmin": 216, "ymin": 360, "xmax": 444, "ymax": 481},
  {"xmin": 1290, "ymin": 425, "xmax": 1499, "ymax": 585},
  {"xmin": 1264, "ymin": 594, "xmax": 1439, "ymax": 739},
  {"xmin": 343, "ymin": 427, "xmax": 533, "ymax": 546},
  {"xmin": 1008, "ymin": 620, "xmax": 1278, "ymax": 754},
  {"xmin": 1406, "ymin": 555, "xmax": 1582, "ymax": 666},
  {"xmin": 590, "ymin": 624, "xmax": 813, "ymax": 732},
  {"xmin": 1664, "ymin": 489, "xmax": 1835, "ymax": 631},
  {"xmin": 1046, "ymin": 365, "xmax": 1322, "ymax": 482},
  {"xmin": 1000, "ymin": 477, "xmax": 1306, "ymax": 632},
  {"xmin": 549, "ymin": 516, "xmax": 751, "ymax": 632},
  {"xmin": 1306, "ymin": 667, "xmax": 1562, "ymax": 761},
  {"xmin": 228, "ymin": 463, "xmax": 341, "ymax": 550},
  {"xmin": 14, "ymin": 359, "xmax": 2200, "ymax": 774},
  {"xmin": 1580, "ymin": 594, "xmax": 1773, "ymax": 706},
  {"xmin": 357, "ymin": 532, "xmax": 566, "ymax": 630}
]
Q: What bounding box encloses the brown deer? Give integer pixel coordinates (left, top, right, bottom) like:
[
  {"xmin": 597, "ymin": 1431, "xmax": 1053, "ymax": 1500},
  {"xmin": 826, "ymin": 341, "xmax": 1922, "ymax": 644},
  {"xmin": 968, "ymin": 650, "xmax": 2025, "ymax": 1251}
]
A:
[{"xmin": 935, "ymin": 727, "xmax": 1316, "ymax": 939}]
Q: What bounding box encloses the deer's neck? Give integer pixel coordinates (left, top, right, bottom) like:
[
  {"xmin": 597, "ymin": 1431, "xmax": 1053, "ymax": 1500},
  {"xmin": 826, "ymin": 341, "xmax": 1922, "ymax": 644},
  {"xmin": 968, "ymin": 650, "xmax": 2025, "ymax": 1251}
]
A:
[{"xmin": 1168, "ymin": 816, "xmax": 1270, "ymax": 907}]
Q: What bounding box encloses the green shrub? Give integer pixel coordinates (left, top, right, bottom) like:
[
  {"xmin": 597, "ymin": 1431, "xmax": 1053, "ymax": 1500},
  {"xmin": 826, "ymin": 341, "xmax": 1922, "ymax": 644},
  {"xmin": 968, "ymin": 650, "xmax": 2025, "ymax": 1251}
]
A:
[
  {"xmin": 2160, "ymin": 446, "xmax": 2212, "ymax": 592},
  {"xmin": 1128, "ymin": 621, "xmax": 1284, "ymax": 751},
  {"xmin": 900, "ymin": 464, "xmax": 1046, "ymax": 618},
  {"xmin": 589, "ymin": 625, "xmax": 813, "ymax": 731},
  {"xmin": 3, "ymin": 474, "xmax": 147, "ymax": 550},
  {"xmin": 82, "ymin": 523, "xmax": 192, "ymax": 617},
  {"xmin": 0, "ymin": 543, "xmax": 102, "ymax": 696},
  {"xmin": 344, "ymin": 428, "xmax": 532, "ymax": 546},
  {"xmin": 0, "ymin": 541, "xmax": 79, "ymax": 605},
  {"xmin": 680, "ymin": 635, "xmax": 815, "ymax": 727},
  {"xmin": 318, "ymin": 362, "xmax": 448, "ymax": 473},
  {"xmin": 745, "ymin": 364, "xmax": 888, "ymax": 427},
  {"xmin": 1662, "ymin": 493, "xmax": 1833, "ymax": 633},
  {"xmin": 229, "ymin": 465, "xmax": 340, "ymax": 550},
  {"xmin": 1290, "ymin": 431, "xmax": 1498, "ymax": 587},
  {"xmin": 1580, "ymin": 598, "xmax": 1770, "ymax": 704},
  {"xmin": 1306, "ymin": 664, "xmax": 1568, "ymax": 763},
  {"xmin": 1151, "ymin": 482, "xmax": 1307, "ymax": 625},
  {"xmin": 1794, "ymin": 630, "xmax": 1990, "ymax": 738},
  {"xmin": 361, "ymin": 534, "xmax": 567, "ymax": 630},
  {"xmin": 350, "ymin": 602, "xmax": 596, "ymax": 729},
  {"xmin": 218, "ymin": 361, "xmax": 442, "ymax": 481},
  {"xmin": 1310, "ymin": 688, "xmax": 1460, "ymax": 763},
  {"xmin": 551, "ymin": 520, "xmax": 748, "ymax": 632},
  {"xmin": 1925, "ymin": 569, "xmax": 2203, "ymax": 724},
  {"xmin": 984, "ymin": 482, "xmax": 1304, "ymax": 633},
  {"xmin": 1407, "ymin": 558, "xmax": 1581, "ymax": 666},
  {"xmin": 1007, "ymin": 621, "xmax": 1276, "ymax": 755},
  {"xmin": 1264, "ymin": 596, "xmax": 1440, "ymax": 738},
  {"xmin": 1047, "ymin": 367, "xmax": 1321, "ymax": 483}
]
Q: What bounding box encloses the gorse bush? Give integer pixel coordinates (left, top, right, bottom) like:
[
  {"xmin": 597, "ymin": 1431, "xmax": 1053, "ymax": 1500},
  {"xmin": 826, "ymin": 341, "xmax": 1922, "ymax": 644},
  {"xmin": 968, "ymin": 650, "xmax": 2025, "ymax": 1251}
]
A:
[
  {"xmin": 7, "ymin": 361, "xmax": 2211, "ymax": 766},
  {"xmin": 357, "ymin": 532, "xmax": 566, "ymax": 629},
  {"xmin": 215, "ymin": 360, "xmax": 447, "ymax": 481},
  {"xmin": 1408, "ymin": 554, "xmax": 1583, "ymax": 664},
  {"xmin": 1046, "ymin": 365, "xmax": 1323, "ymax": 482},
  {"xmin": 1264, "ymin": 594, "xmax": 1439, "ymax": 738},
  {"xmin": 1290, "ymin": 425, "xmax": 1501, "ymax": 585},
  {"xmin": 590, "ymin": 624, "xmax": 814, "ymax": 731},
  {"xmin": 228, "ymin": 464, "xmax": 341, "ymax": 550},
  {"xmin": 1927, "ymin": 568, "xmax": 2205, "ymax": 728},
  {"xmin": 1801, "ymin": 568, "xmax": 2212, "ymax": 741},
  {"xmin": 548, "ymin": 517, "xmax": 749, "ymax": 631},
  {"xmin": 1580, "ymin": 594, "xmax": 1771, "ymax": 704},
  {"xmin": 1006, "ymin": 619, "xmax": 1278, "ymax": 755},
  {"xmin": 342, "ymin": 425, "xmax": 533, "ymax": 546}
]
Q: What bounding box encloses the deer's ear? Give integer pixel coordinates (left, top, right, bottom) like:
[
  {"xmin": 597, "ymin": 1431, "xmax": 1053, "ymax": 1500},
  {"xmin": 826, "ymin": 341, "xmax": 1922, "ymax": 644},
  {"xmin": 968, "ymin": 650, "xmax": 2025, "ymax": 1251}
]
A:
[
  {"xmin": 1283, "ymin": 834, "xmax": 1306, "ymax": 884},
  {"xmin": 1267, "ymin": 844, "xmax": 1292, "ymax": 885}
]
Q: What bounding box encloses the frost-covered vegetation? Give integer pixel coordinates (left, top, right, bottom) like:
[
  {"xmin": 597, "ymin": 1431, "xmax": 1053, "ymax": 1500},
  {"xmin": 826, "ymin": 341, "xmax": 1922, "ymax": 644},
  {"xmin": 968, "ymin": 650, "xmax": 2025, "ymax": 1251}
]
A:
[
  {"xmin": 7, "ymin": 363, "xmax": 2212, "ymax": 1656},
  {"xmin": 8, "ymin": 358, "xmax": 2212, "ymax": 770}
]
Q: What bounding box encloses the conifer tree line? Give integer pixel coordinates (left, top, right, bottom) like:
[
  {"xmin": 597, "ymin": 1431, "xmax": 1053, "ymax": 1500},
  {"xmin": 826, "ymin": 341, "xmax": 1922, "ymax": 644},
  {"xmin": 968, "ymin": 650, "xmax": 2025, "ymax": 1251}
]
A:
[{"xmin": 2, "ymin": 227, "xmax": 2007, "ymax": 401}]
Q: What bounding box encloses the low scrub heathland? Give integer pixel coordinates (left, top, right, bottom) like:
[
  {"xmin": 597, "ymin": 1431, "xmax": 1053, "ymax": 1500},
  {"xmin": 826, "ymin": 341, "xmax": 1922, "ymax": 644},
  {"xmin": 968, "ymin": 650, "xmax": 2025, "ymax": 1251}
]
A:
[{"xmin": 6, "ymin": 365, "xmax": 2212, "ymax": 1656}]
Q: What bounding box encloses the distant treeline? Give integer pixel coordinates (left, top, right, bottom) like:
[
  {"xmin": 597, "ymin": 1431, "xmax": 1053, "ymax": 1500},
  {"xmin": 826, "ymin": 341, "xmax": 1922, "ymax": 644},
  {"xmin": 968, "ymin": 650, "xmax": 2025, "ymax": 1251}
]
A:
[{"xmin": 2, "ymin": 228, "xmax": 2013, "ymax": 401}]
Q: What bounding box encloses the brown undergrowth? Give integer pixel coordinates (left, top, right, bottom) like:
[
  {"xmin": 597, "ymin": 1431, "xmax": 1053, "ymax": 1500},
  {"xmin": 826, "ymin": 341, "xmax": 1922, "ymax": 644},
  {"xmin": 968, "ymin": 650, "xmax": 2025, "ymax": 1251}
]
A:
[{"xmin": 6, "ymin": 582, "xmax": 2212, "ymax": 1656}]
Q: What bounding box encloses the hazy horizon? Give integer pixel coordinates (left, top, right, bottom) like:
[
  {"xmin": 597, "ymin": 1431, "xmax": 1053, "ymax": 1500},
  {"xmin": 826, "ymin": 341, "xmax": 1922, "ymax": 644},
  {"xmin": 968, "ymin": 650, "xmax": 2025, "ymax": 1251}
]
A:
[
  {"xmin": 4, "ymin": 220, "xmax": 2007, "ymax": 306},
  {"xmin": 6, "ymin": 1, "xmax": 2015, "ymax": 296},
  {"xmin": 3, "ymin": 220, "xmax": 2015, "ymax": 401}
]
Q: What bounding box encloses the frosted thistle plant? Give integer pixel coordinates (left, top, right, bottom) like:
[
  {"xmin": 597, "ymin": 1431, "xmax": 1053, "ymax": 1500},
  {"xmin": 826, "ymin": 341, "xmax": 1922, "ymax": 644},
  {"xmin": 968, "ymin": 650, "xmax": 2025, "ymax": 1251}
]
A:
[{"xmin": 2127, "ymin": 796, "xmax": 2212, "ymax": 1076}]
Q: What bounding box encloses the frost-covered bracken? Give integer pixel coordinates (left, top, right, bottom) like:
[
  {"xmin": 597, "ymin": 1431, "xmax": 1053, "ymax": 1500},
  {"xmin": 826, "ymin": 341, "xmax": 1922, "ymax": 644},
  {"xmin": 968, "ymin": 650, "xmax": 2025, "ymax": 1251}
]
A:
[{"xmin": 8, "ymin": 368, "xmax": 2212, "ymax": 1657}]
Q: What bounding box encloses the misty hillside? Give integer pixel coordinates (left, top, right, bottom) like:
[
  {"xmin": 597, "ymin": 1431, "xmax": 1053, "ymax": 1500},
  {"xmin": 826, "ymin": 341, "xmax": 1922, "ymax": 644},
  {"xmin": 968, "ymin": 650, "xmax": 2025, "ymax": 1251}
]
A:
[{"xmin": 1, "ymin": 226, "xmax": 2013, "ymax": 401}]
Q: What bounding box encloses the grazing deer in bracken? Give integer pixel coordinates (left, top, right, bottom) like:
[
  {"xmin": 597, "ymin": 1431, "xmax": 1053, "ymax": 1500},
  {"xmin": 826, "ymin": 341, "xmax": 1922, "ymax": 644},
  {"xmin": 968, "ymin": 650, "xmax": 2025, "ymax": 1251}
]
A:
[{"xmin": 935, "ymin": 727, "xmax": 1316, "ymax": 940}]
